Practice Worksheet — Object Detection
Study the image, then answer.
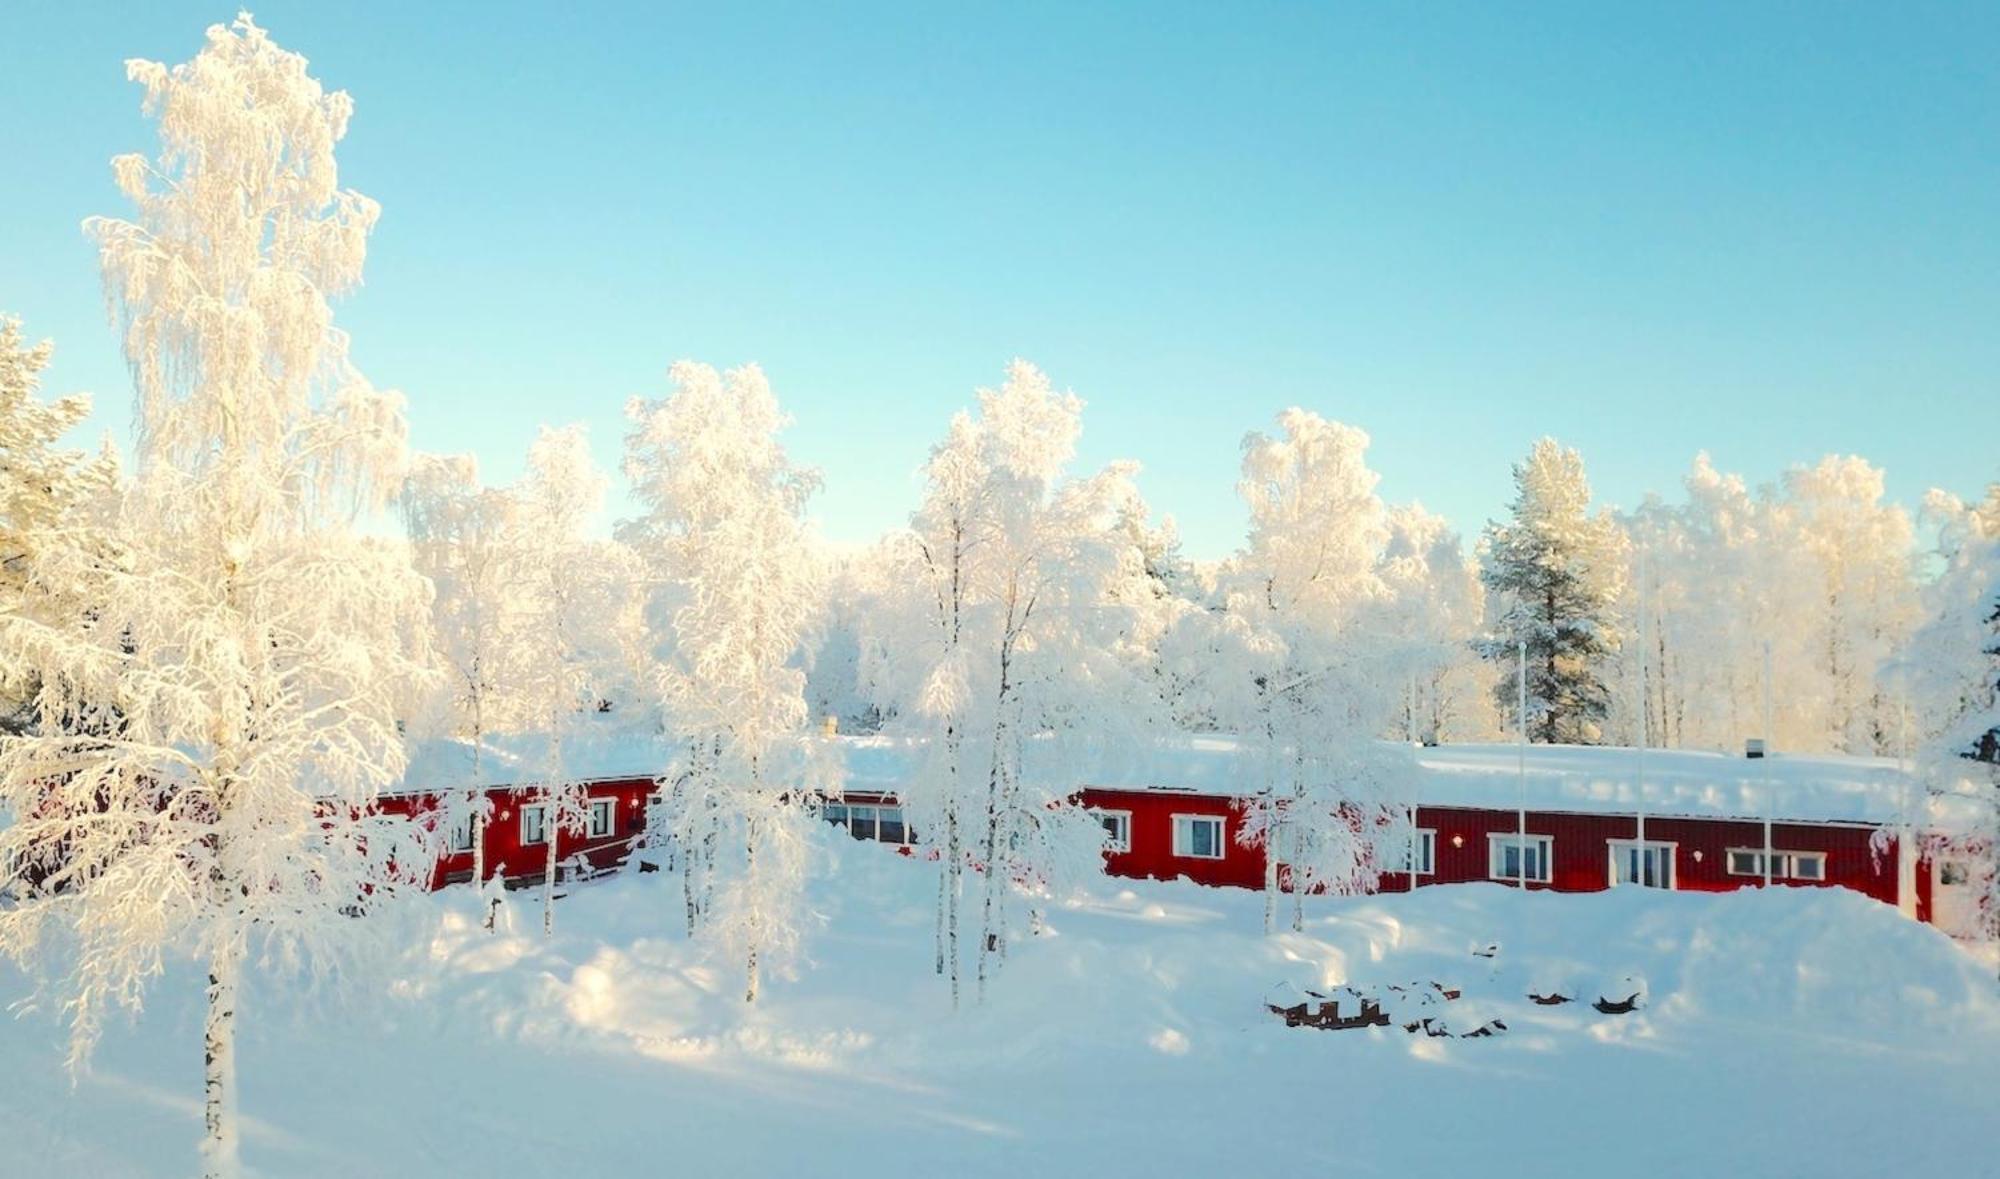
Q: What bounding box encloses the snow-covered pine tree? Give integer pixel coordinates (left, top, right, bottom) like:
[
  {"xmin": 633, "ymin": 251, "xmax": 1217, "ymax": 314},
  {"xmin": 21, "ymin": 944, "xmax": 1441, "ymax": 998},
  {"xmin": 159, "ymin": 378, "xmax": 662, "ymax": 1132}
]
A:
[
  {"xmin": 0, "ymin": 315, "xmax": 121, "ymax": 734},
  {"xmin": 0, "ymin": 18, "xmax": 432, "ymax": 1178},
  {"xmin": 620, "ymin": 361, "xmax": 827, "ymax": 1002},
  {"xmin": 1480, "ymin": 437, "xmax": 1627, "ymax": 745},
  {"xmin": 402, "ymin": 453, "xmax": 528, "ymax": 924},
  {"xmin": 1222, "ymin": 409, "xmax": 1416, "ymax": 933}
]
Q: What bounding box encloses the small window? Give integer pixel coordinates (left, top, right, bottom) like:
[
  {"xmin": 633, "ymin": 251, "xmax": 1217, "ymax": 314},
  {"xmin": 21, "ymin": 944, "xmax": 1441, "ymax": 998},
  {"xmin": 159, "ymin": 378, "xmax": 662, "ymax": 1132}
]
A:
[
  {"xmin": 1094, "ymin": 809, "xmax": 1132, "ymax": 853},
  {"xmin": 878, "ymin": 806, "xmax": 907, "ymax": 844},
  {"xmin": 1608, "ymin": 840, "xmax": 1674, "ymax": 889},
  {"xmin": 1941, "ymin": 860, "xmax": 1971, "ymax": 887},
  {"xmin": 1727, "ymin": 848, "xmax": 1828, "ymax": 882},
  {"xmin": 587, "ymin": 798, "xmax": 616, "ymax": 840},
  {"xmin": 1400, "ymin": 829, "xmax": 1436, "ymax": 875},
  {"xmin": 447, "ymin": 812, "xmax": 475, "ymax": 853},
  {"xmin": 1489, "ymin": 834, "xmax": 1553, "ymax": 884},
  {"xmin": 1171, "ymin": 814, "xmax": 1225, "ymax": 860},
  {"xmin": 520, "ymin": 803, "xmax": 547, "ymax": 847},
  {"xmin": 824, "ymin": 803, "xmax": 849, "ymax": 826}
]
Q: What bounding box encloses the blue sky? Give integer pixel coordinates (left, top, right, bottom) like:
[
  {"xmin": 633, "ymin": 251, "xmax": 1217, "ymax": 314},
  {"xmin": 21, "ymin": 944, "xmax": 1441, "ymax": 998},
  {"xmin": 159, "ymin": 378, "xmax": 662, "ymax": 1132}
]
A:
[{"xmin": 3, "ymin": 2, "xmax": 1996, "ymax": 557}]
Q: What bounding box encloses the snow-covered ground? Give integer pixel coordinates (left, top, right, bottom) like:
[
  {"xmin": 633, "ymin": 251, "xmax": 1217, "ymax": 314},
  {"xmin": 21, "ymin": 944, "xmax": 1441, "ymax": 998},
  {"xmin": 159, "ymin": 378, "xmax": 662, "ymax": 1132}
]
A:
[{"xmin": 4, "ymin": 838, "xmax": 1996, "ymax": 1178}]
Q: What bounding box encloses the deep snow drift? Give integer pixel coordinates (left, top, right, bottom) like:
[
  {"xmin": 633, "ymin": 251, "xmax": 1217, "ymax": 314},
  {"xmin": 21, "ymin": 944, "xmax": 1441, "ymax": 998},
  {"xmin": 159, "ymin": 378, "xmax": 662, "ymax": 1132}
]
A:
[{"xmin": 3, "ymin": 837, "xmax": 1995, "ymax": 1178}]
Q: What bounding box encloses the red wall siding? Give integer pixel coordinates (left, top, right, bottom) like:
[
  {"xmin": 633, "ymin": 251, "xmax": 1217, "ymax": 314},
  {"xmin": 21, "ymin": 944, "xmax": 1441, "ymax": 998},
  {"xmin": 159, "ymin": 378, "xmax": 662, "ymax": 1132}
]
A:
[
  {"xmin": 1074, "ymin": 788, "xmax": 1905, "ymax": 912},
  {"xmin": 381, "ymin": 777, "xmax": 655, "ymax": 889},
  {"xmin": 1086, "ymin": 787, "xmax": 1269, "ymax": 889}
]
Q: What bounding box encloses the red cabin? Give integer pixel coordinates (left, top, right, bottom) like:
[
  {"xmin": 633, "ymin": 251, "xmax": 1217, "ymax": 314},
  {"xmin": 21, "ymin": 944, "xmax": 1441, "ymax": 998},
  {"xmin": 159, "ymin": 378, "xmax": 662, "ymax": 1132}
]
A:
[{"xmin": 376, "ymin": 776, "xmax": 655, "ymax": 890}]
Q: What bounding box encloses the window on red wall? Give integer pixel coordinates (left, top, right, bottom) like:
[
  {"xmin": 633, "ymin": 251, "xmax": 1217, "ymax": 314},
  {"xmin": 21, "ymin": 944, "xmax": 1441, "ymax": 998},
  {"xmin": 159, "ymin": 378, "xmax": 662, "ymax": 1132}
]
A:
[
  {"xmin": 1172, "ymin": 814, "xmax": 1225, "ymax": 859},
  {"xmin": 1092, "ymin": 809, "xmax": 1132, "ymax": 853},
  {"xmin": 1488, "ymin": 834, "xmax": 1552, "ymax": 883},
  {"xmin": 1727, "ymin": 848, "xmax": 1827, "ymax": 881},
  {"xmin": 587, "ymin": 798, "xmax": 615, "ymax": 839},
  {"xmin": 1399, "ymin": 829, "xmax": 1436, "ymax": 875}
]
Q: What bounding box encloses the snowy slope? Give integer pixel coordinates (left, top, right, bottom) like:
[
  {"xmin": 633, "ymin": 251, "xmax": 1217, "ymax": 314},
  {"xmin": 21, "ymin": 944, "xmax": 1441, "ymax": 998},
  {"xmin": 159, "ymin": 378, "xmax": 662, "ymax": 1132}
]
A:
[{"xmin": 2, "ymin": 837, "xmax": 1995, "ymax": 1177}]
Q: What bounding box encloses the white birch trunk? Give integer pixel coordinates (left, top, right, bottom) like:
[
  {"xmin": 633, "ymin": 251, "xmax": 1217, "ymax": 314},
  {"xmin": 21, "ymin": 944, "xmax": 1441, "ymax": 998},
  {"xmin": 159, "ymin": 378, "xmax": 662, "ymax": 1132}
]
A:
[
  {"xmin": 202, "ymin": 942, "xmax": 241, "ymax": 1179},
  {"xmin": 543, "ymin": 788, "xmax": 559, "ymax": 937},
  {"xmin": 946, "ymin": 798, "xmax": 962, "ymax": 1010},
  {"xmin": 744, "ymin": 820, "xmax": 760, "ymax": 1003}
]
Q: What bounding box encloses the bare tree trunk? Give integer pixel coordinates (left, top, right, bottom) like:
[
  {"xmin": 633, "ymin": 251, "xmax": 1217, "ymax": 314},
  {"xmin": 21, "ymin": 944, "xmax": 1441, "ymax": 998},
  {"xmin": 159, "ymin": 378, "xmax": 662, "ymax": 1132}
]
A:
[
  {"xmin": 471, "ymin": 713, "xmax": 495, "ymax": 932},
  {"xmin": 1261, "ymin": 706, "xmax": 1279, "ymax": 935},
  {"xmin": 684, "ymin": 831, "xmax": 700, "ymax": 937},
  {"xmin": 1290, "ymin": 817, "xmax": 1306, "ymax": 933},
  {"xmin": 543, "ymin": 790, "xmax": 559, "ymax": 937},
  {"xmin": 945, "ymin": 802, "xmax": 962, "ymax": 1010},
  {"xmin": 934, "ymin": 861, "xmax": 947, "ymax": 976},
  {"xmin": 202, "ymin": 941, "xmax": 242, "ymax": 1179},
  {"xmin": 702, "ymin": 818, "xmax": 717, "ymax": 917},
  {"xmin": 744, "ymin": 821, "xmax": 760, "ymax": 1003},
  {"xmin": 976, "ymin": 747, "xmax": 1008, "ymax": 1003},
  {"xmin": 1261, "ymin": 810, "xmax": 1279, "ymax": 932}
]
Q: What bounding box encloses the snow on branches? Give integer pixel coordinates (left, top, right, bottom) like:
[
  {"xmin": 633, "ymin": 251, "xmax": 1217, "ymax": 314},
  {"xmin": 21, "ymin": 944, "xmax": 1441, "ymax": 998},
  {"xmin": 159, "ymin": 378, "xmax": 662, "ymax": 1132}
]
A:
[
  {"xmin": 1199, "ymin": 410, "xmax": 1419, "ymax": 932},
  {"xmin": 1, "ymin": 16, "xmax": 430, "ymax": 1177},
  {"xmin": 621, "ymin": 361, "xmax": 829, "ymax": 1002},
  {"xmin": 858, "ymin": 360, "xmax": 1162, "ymax": 1002}
]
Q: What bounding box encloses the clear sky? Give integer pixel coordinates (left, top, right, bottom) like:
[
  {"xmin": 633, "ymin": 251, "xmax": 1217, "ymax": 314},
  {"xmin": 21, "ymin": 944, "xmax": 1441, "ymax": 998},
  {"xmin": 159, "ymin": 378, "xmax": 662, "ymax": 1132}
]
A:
[{"xmin": 3, "ymin": 2, "xmax": 1996, "ymax": 558}]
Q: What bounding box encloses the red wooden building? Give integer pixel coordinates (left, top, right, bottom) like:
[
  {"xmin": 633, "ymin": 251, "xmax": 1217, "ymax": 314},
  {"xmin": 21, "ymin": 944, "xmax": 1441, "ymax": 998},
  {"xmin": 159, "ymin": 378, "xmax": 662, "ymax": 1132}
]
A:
[
  {"xmin": 376, "ymin": 777, "xmax": 654, "ymax": 890},
  {"xmin": 389, "ymin": 734, "xmax": 1986, "ymax": 936},
  {"xmin": 836, "ymin": 736, "xmax": 1980, "ymax": 930}
]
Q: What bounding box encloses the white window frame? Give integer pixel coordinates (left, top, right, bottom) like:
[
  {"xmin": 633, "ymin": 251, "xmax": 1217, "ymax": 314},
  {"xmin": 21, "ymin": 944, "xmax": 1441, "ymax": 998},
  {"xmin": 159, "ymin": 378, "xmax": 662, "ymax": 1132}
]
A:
[
  {"xmin": 1726, "ymin": 847, "xmax": 1829, "ymax": 882},
  {"xmin": 1487, "ymin": 833, "xmax": 1553, "ymax": 884},
  {"xmin": 877, "ymin": 806, "xmax": 910, "ymax": 844},
  {"xmin": 447, "ymin": 811, "xmax": 475, "ymax": 853},
  {"xmin": 1606, "ymin": 839, "xmax": 1677, "ymax": 889},
  {"xmin": 520, "ymin": 803, "xmax": 548, "ymax": 847},
  {"xmin": 1171, "ymin": 814, "xmax": 1226, "ymax": 860},
  {"xmin": 1093, "ymin": 809, "xmax": 1133, "ymax": 853},
  {"xmin": 1402, "ymin": 828, "xmax": 1436, "ymax": 876},
  {"xmin": 587, "ymin": 797, "xmax": 617, "ymax": 840}
]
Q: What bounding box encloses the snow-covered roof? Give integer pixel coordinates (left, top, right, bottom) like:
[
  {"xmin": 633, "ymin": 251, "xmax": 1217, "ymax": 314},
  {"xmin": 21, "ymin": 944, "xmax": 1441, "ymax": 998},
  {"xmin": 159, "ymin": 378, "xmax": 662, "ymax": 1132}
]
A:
[
  {"xmin": 396, "ymin": 721, "xmax": 678, "ymax": 794},
  {"xmin": 840, "ymin": 734, "xmax": 1927, "ymax": 826},
  {"xmin": 394, "ymin": 721, "xmax": 1945, "ymax": 828}
]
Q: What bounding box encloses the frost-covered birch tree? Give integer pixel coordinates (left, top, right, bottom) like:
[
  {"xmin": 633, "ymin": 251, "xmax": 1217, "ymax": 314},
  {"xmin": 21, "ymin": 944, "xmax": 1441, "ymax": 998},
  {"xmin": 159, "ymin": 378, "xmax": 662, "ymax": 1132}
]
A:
[
  {"xmin": 402, "ymin": 454, "xmax": 527, "ymax": 922},
  {"xmin": 1601, "ymin": 452, "xmax": 1920, "ymax": 757},
  {"xmin": 1903, "ymin": 484, "xmax": 2000, "ymax": 944},
  {"xmin": 511, "ymin": 425, "xmax": 636, "ymax": 936},
  {"xmin": 1377, "ymin": 504, "xmax": 1494, "ymax": 743},
  {"xmin": 621, "ymin": 361, "xmax": 827, "ymax": 1002},
  {"xmin": 861, "ymin": 362, "xmax": 1159, "ymax": 1001},
  {"xmin": 1217, "ymin": 410, "xmax": 1415, "ymax": 932},
  {"xmin": 0, "ymin": 18, "xmax": 430, "ymax": 1178},
  {"xmin": 0, "ymin": 315, "xmax": 122, "ymax": 734}
]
